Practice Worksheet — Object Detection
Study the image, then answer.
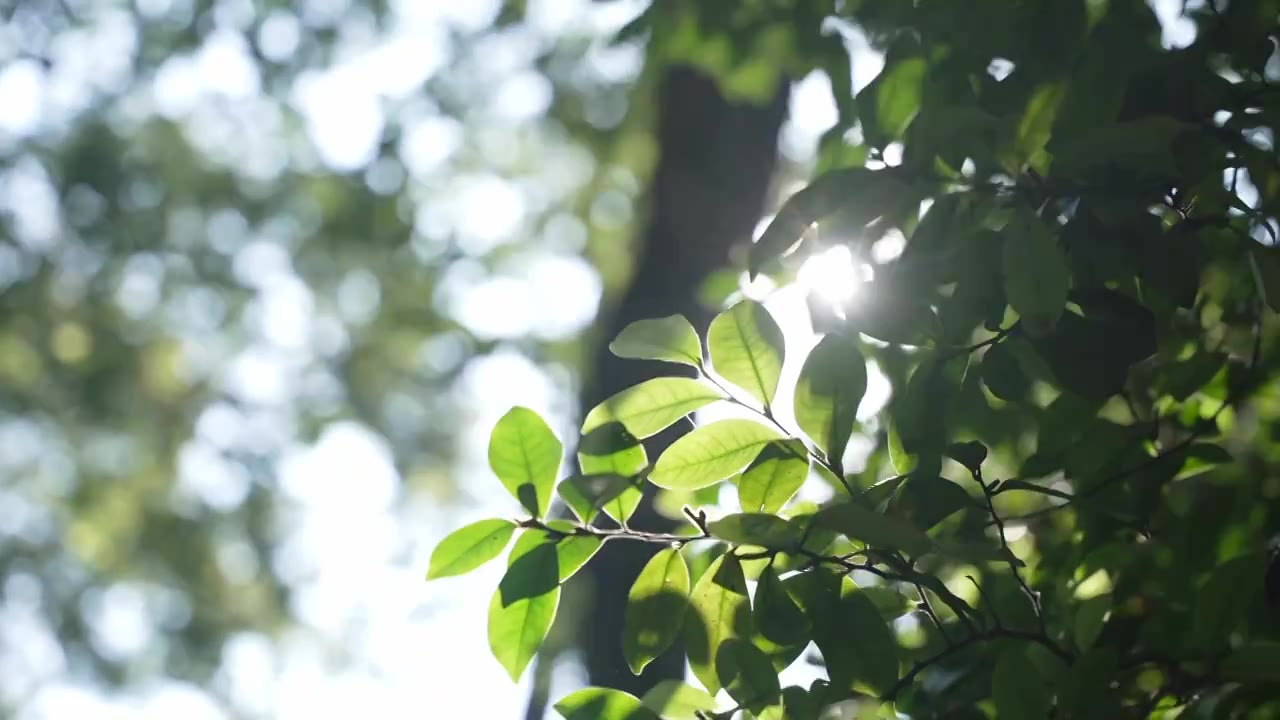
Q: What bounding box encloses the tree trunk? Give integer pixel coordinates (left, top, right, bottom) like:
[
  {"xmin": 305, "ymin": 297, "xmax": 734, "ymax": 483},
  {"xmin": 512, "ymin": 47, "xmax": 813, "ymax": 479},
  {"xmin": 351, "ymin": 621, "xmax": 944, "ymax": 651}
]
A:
[{"xmin": 574, "ymin": 65, "xmax": 788, "ymax": 698}]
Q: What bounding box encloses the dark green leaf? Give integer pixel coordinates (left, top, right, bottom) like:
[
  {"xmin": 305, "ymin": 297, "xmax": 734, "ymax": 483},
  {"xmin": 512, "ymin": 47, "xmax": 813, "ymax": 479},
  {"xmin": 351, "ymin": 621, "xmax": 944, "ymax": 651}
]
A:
[
  {"xmin": 708, "ymin": 300, "xmax": 786, "ymax": 408},
  {"xmin": 1220, "ymin": 644, "xmax": 1280, "ymax": 683},
  {"xmin": 1003, "ymin": 210, "xmax": 1069, "ymax": 336},
  {"xmin": 982, "ymin": 339, "xmax": 1031, "ymax": 401},
  {"xmin": 993, "ymin": 647, "xmax": 1052, "ymax": 720},
  {"xmin": 754, "ymin": 566, "xmax": 810, "ymax": 670},
  {"xmin": 856, "ymin": 474, "xmax": 907, "ymax": 511},
  {"xmin": 708, "ymin": 513, "xmax": 801, "ymax": 548},
  {"xmin": 609, "ymin": 315, "xmax": 703, "ymax": 367},
  {"xmin": 815, "ymin": 502, "xmax": 934, "ymax": 558},
  {"xmin": 1073, "ymin": 594, "xmax": 1110, "ymax": 651},
  {"xmin": 427, "ymin": 519, "xmax": 516, "ymax": 580},
  {"xmin": 793, "ymin": 333, "xmax": 867, "ymax": 465},
  {"xmin": 488, "ymin": 407, "xmax": 563, "ymax": 518},
  {"xmin": 945, "ymin": 441, "xmax": 987, "ymax": 472},
  {"xmin": 887, "ymin": 474, "xmax": 974, "ymax": 531},
  {"xmin": 684, "ymin": 554, "xmax": 752, "ymax": 695},
  {"xmin": 650, "ymin": 419, "xmax": 783, "ymax": 491},
  {"xmin": 558, "ymin": 474, "xmax": 632, "ymax": 524},
  {"xmin": 716, "ymin": 638, "xmax": 781, "ymax": 711},
  {"xmin": 624, "ymin": 547, "xmax": 691, "ymax": 675}
]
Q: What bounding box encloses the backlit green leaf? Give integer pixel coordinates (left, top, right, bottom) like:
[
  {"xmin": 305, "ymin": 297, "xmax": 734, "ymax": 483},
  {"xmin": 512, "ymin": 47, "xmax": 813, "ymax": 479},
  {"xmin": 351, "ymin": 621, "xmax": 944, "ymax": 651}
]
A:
[
  {"xmin": 793, "ymin": 333, "xmax": 867, "ymax": 466},
  {"xmin": 488, "ymin": 407, "xmax": 563, "ymax": 518},
  {"xmin": 1074, "ymin": 594, "xmax": 1111, "ymax": 651},
  {"xmin": 553, "ymin": 688, "xmax": 662, "ymax": 720},
  {"xmin": 427, "ymin": 519, "xmax": 516, "ymax": 580},
  {"xmin": 488, "ymin": 542, "xmax": 560, "ymax": 682},
  {"xmin": 509, "ymin": 521, "xmax": 602, "ymax": 584},
  {"xmin": 624, "ymin": 547, "xmax": 691, "ymax": 675},
  {"xmin": 684, "ymin": 554, "xmax": 752, "ymax": 695},
  {"xmin": 639, "ymin": 681, "xmax": 718, "ymax": 720},
  {"xmin": 650, "ymin": 419, "xmax": 783, "ymax": 490},
  {"xmin": 557, "ymin": 473, "xmax": 632, "ymax": 524},
  {"xmin": 708, "ymin": 301, "xmax": 786, "ymax": 408},
  {"xmin": 737, "ymin": 442, "xmax": 809, "ymax": 513},
  {"xmin": 582, "ymin": 377, "xmax": 723, "ymax": 439},
  {"xmin": 609, "ymin": 315, "xmax": 703, "ymax": 368}
]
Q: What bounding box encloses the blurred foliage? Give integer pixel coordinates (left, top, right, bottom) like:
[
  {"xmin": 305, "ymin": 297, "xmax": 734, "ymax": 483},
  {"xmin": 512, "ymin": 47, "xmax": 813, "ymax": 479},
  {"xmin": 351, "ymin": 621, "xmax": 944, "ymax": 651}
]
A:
[
  {"xmin": 438, "ymin": 0, "xmax": 1280, "ymax": 718},
  {"xmin": 0, "ymin": 0, "xmax": 665, "ymax": 712}
]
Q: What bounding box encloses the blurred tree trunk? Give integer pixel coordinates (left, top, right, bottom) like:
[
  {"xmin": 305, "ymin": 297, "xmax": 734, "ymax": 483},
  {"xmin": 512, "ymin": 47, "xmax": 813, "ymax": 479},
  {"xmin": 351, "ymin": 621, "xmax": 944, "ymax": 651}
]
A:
[{"xmin": 525, "ymin": 66, "xmax": 787, "ymax": 718}]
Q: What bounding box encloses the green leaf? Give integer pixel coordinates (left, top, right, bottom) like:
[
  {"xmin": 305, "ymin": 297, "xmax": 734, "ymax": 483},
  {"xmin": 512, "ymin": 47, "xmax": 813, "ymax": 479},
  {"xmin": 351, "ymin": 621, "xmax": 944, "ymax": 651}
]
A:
[
  {"xmin": 982, "ymin": 339, "xmax": 1031, "ymax": 401},
  {"xmin": 749, "ymin": 168, "xmax": 906, "ymax": 277},
  {"xmin": 558, "ymin": 474, "xmax": 633, "ymax": 524},
  {"xmin": 553, "ymin": 688, "xmax": 662, "ymax": 720},
  {"xmin": 488, "ymin": 407, "xmax": 563, "ymax": 518},
  {"xmin": 427, "ymin": 519, "xmax": 516, "ymax": 580},
  {"xmin": 639, "ymin": 681, "xmax": 718, "ymax": 720},
  {"xmin": 841, "ymin": 589, "xmax": 900, "ymax": 696},
  {"xmin": 609, "ymin": 315, "xmax": 703, "ymax": 367},
  {"xmin": 737, "ymin": 443, "xmax": 809, "ymax": 513},
  {"xmin": 866, "ymin": 56, "xmax": 927, "ymax": 145},
  {"xmin": 945, "ymin": 441, "xmax": 987, "ymax": 472},
  {"xmin": 650, "ymin": 419, "xmax": 783, "ymax": 491},
  {"xmin": 707, "ymin": 301, "xmax": 786, "ymax": 408},
  {"xmin": 716, "ymin": 638, "xmax": 782, "ymax": 711},
  {"xmin": 856, "ymin": 474, "xmax": 907, "ymax": 510},
  {"xmin": 815, "ymin": 501, "xmax": 934, "ymax": 557},
  {"xmin": 1073, "ymin": 594, "xmax": 1111, "ymax": 651},
  {"xmin": 934, "ymin": 540, "xmax": 1025, "ymax": 567},
  {"xmin": 684, "ymin": 553, "xmax": 752, "ymax": 695},
  {"xmin": 1220, "ymin": 644, "xmax": 1280, "ymax": 683},
  {"xmin": 509, "ymin": 522, "xmax": 602, "ymax": 583},
  {"xmin": 1003, "ymin": 211, "xmax": 1069, "ymax": 337},
  {"xmin": 577, "ymin": 425, "xmax": 647, "ymax": 523},
  {"xmin": 793, "ymin": 333, "xmax": 867, "ymax": 466},
  {"xmin": 1013, "ymin": 82, "xmax": 1065, "ymax": 168},
  {"xmin": 754, "ymin": 566, "xmax": 810, "ymax": 669},
  {"xmin": 887, "ymin": 474, "xmax": 974, "ymax": 531},
  {"xmin": 993, "ymin": 647, "xmax": 1052, "ymax": 720},
  {"xmin": 708, "ymin": 513, "xmax": 801, "ymax": 548},
  {"xmin": 582, "ymin": 378, "xmax": 723, "ymax": 439},
  {"xmin": 624, "ymin": 547, "xmax": 691, "ymax": 675},
  {"xmin": 488, "ymin": 542, "xmax": 560, "ymax": 681}
]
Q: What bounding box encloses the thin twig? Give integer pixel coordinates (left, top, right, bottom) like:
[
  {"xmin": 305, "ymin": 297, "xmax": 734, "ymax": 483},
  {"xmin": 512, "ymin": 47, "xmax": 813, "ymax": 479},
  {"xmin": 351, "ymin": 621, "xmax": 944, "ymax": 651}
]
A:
[{"xmin": 971, "ymin": 467, "xmax": 1049, "ymax": 638}]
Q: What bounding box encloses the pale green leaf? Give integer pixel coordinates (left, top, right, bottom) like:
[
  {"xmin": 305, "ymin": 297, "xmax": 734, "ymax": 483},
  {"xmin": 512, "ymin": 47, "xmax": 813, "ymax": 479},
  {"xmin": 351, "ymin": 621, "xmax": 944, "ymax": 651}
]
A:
[
  {"xmin": 609, "ymin": 315, "xmax": 703, "ymax": 367},
  {"xmin": 793, "ymin": 333, "xmax": 867, "ymax": 464},
  {"xmin": 1014, "ymin": 82, "xmax": 1065, "ymax": 168},
  {"xmin": 427, "ymin": 519, "xmax": 516, "ymax": 580},
  {"xmin": 554, "ymin": 688, "xmax": 662, "ymax": 720},
  {"xmin": 488, "ymin": 407, "xmax": 563, "ymax": 518},
  {"xmin": 708, "ymin": 301, "xmax": 786, "ymax": 408},
  {"xmin": 624, "ymin": 547, "xmax": 691, "ymax": 675},
  {"xmin": 582, "ymin": 378, "xmax": 723, "ymax": 439},
  {"xmin": 650, "ymin": 419, "xmax": 783, "ymax": 491},
  {"xmin": 684, "ymin": 554, "xmax": 752, "ymax": 694}
]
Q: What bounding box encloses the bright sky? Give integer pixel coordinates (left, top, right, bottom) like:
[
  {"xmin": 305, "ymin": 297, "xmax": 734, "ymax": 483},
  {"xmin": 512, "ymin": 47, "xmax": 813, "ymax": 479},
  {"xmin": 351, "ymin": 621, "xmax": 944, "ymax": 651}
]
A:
[{"xmin": 0, "ymin": 1, "xmax": 1216, "ymax": 718}]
